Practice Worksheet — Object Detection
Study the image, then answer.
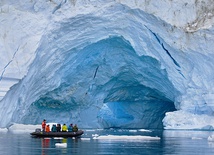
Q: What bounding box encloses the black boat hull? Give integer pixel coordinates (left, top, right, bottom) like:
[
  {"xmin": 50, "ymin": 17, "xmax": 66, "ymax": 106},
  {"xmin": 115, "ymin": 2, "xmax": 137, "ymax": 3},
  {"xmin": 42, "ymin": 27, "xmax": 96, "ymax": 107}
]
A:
[{"xmin": 30, "ymin": 130, "xmax": 84, "ymax": 138}]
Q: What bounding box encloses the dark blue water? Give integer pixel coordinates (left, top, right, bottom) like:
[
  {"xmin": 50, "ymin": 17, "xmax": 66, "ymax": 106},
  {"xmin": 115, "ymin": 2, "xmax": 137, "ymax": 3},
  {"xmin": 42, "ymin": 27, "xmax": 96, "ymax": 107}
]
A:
[{"xmin": 0, "ymin": 129, "xmax": 214, "ymax": 155}]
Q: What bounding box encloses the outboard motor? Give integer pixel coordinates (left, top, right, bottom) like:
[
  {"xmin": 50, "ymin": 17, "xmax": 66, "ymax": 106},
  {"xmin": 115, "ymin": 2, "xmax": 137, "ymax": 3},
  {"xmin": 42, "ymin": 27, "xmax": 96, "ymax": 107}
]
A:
[{"xmin": 35, "ymin": 128, "xmax": 41, "ymax": 133}]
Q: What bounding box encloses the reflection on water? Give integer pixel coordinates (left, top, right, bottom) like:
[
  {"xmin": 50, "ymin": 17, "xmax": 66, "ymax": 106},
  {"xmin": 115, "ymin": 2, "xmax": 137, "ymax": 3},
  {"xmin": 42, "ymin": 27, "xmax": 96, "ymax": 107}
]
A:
[
  {"xmin": 41, "ymin": 138, "xmax": 50, "ymax": 155},
  {"xmin": 162, "ymin": 130, "xmax": 214, "ymax": 155},
  {"xmin": 0, "ymin": 129, "xmax": 214, "ymax": 155}
]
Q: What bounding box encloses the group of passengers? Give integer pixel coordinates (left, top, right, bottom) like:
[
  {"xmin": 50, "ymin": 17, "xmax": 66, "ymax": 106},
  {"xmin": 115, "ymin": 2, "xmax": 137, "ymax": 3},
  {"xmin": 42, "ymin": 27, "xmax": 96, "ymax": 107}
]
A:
[{"xmin": 42, "ymin": 119, "xmax": 78, "ymax": 132}]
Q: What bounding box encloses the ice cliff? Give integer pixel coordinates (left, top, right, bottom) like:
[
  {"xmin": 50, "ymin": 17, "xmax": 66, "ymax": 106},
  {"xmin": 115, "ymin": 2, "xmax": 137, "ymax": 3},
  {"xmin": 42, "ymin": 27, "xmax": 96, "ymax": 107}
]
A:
[{"xmin": 0, "ymin": 0, "xmax": 214, "ymax": 129}]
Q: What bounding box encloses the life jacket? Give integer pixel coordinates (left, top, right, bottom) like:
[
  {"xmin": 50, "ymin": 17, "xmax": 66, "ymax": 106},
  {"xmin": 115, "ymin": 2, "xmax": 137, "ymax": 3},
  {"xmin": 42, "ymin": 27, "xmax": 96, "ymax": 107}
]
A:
[
  {"xmin": 45, "ymin": 125, "xmax": 50, "ymax": 132},
  {"xmin": 56, "ymin": 124, "xmax": 61, "ymax": 132},
  {"xmin": 72, "ymin": 125, "xmax": 78, "ymax": 132},
  {"xmin": 68, "ymin": 125, "xmax": 73, "ymax": 132},
  {"xmin": 62, "ymin": 125, "xmax": 68, "ymax": 132},
  {"xmin": 51, "ymin": 125, "xmax": 57, "ymax": 132}
]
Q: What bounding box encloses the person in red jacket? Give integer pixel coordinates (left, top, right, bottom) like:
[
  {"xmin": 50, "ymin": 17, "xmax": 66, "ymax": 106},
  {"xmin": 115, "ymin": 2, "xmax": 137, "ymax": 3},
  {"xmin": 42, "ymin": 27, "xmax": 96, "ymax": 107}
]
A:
[{"xmin": 42, "ymin": 119, "xmax": 46, "ymax": 131}]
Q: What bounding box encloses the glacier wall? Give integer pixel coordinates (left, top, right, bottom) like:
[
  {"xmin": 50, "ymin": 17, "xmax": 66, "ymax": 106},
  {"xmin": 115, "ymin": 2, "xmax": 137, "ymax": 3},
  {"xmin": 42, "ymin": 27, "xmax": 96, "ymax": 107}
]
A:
[{"xmin": 0, "ymin": 0, "xmax": 214, "ymax": 129}]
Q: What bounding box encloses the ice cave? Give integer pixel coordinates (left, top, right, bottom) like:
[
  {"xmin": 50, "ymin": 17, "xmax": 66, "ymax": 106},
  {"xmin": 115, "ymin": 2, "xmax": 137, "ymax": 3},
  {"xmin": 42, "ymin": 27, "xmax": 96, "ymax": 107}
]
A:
[{"xmin": 0, "ymin": 0, "xmax": 214, "ymax": 130}]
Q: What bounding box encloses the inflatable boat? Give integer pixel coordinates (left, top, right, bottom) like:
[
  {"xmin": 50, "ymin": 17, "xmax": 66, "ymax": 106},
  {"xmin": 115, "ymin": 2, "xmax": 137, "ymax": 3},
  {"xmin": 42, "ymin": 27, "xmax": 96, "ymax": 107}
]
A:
[{"xmin": 30, "ymin": 128, "xmax": 84, "ymax": 138}]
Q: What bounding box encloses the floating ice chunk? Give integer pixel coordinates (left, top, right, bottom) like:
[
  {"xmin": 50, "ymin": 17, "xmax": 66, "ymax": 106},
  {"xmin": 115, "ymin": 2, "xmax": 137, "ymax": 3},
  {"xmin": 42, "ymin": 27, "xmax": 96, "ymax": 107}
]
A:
[
  {"xmin": 54, "ymin": 137, "xmax": 64, "ymax": 140},
  {"xmin": 93, "ymin": 135, "xmax": 160, "ymax": 141},
  {"xmin": 8, "ymin": 123, "xmax": 41, "ymax": 133},
  {"xmin": 138, "ymin": 129, "xmax": 152, "ymax": 132},
  {"xmin": 191, "ymin": 137, "xmax": 202, "ymax": 140},
  {"xmin": 0, "ymin": 128, "xmax": 8, "ymax": 133},
  {"xmin": 163, "ymin": 111, "xmax": 214, "ymax": 130},
  {"xmin": 81, "ymin": 138, "xmax": 91, "ymax": 140},
  {"xmin": 55, "ymin": 143, "xmax": 67, "ymax": 148},
  {"xmin": 96, "ymin": 129, "xmax": 104, "ymax": 131},
  {"xmin": 85, "ymin": 129, "xmax": 96, "ymax": 132},
  {"xmin": 92, "ymin": 134, "xmax": 99, "ymax": 137},
  {"xmin": 208, "ymin": 135, "xmax": 214, "ymax": 141},
  {"xmin": 129, "ymin": 130, "xmax": 137, "ymax": 132}
]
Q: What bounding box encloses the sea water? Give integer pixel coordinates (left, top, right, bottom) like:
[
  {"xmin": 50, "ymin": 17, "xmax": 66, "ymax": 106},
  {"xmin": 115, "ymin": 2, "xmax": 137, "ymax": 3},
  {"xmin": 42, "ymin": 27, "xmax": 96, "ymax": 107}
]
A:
[{"xmin": 0, "ymin": 129, "xmax": 214, "ymax": 155}]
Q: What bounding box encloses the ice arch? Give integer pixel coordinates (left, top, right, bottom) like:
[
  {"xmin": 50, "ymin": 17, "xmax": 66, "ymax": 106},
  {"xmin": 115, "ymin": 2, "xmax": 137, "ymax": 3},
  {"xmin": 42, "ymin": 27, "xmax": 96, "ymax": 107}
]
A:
[
  {"xmin": 17, "ymin": 36, "xmax": 177, "ymax": 129},
  {"xmin": 0, "ymin": 5, "xmax": 183, "ymax": 128}
]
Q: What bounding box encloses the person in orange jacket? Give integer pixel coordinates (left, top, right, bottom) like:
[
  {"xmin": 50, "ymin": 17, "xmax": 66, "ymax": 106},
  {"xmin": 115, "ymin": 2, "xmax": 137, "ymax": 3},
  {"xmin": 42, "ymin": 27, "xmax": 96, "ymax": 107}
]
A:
[{"xmin": 45, "ymin": 125, "xmax": 50, "ymax": 132}]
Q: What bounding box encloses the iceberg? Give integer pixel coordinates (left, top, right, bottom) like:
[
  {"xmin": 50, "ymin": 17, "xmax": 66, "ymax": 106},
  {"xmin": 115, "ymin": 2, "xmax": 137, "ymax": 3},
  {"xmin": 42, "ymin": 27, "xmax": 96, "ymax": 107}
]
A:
[{"xmin": 0, "ymin": 0, "xmax": 214, "ymax": 129}]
